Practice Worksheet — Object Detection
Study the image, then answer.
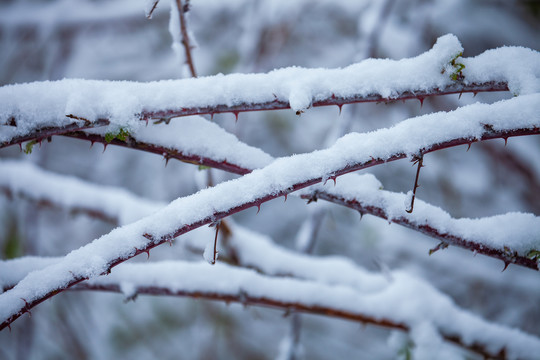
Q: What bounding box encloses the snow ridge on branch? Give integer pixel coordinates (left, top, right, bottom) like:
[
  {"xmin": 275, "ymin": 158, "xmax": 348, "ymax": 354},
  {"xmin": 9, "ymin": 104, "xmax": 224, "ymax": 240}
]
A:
[
  {"xmin": 2, "ymin": 256, "xmax": 539, "ymax": 359},
  {"xmin": 3, "ymin": 33, "xmax": 539, "ymax": 148}
]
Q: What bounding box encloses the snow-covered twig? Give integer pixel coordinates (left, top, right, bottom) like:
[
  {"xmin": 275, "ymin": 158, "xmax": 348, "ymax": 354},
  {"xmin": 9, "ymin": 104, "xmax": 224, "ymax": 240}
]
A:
[{"xmin": 2, "ymin": 258, "xmax": 539, "ymax": 359}]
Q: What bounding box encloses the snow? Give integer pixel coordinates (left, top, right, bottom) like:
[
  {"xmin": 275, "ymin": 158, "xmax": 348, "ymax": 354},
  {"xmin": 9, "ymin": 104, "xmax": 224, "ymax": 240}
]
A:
[
  {"xmin": 308, "ymin": 173, "xmax": 540, "ymax": 254},
  {"xmin": 0, "ymin": 160, "xmax": 162, "ymax": 225},
  {"xmin": 0, "ymin": 95, "xmax": 538, "ymax": 321},
  {"xmin": 129, "ymin": 116, "xmax": 273, "ymax": 170},
  {"xmin": 2, "ymin": 34, "xmax": 538, "ymax": 146},
  {"xmin": 463, "ymin": 46, "xmax": 540, "ymax": 95},
  {"xmin": 3, "ymin": 255, "xmax": 540, "ymax": 358}
]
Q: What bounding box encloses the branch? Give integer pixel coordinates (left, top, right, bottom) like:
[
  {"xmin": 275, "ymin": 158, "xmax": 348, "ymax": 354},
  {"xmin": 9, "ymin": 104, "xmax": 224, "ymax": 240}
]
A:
[
  {"xmin": 0, "ymin": 118, "xmax": 109, "ymax": 150},
  {"xmin": 2, "ymin": 257, "xmax": 538, "ymax": 359},
  {"xmin": 141, "ymin": 81, "xmax": 508, "ymax": 121},
  {"xmin": 1, "ymin": 95, "xmax": 538, "ymax": 331},
  {"xmin": 64, "ymin": 131, "xmax": 253, "ymax": 175},
  {"xmin": 301, "ymin": 179, "xmax": 539, "ymax": 270},
  {"xmin": 6, "ymin": 34, "xmax": 539, "ymax": 144},
  {"xmin": 2, "ymin": 95, "xmax": 539, "ymax": 270},
  {"xmin": 175, "ymin": 0, "xmax": 197, "ymax": 78}
]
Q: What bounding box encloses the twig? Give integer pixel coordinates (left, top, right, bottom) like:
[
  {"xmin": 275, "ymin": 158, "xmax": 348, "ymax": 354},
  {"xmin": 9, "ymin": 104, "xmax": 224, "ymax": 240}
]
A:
[
  {"xmin": 146, "ymin": 1, "xmax": 160, "ymax": 19},
  {"xmin": 406, "ymin": 155, "xmax": 423, "ymax": 213},
  {"xmin": 176, "ymin": 0, "xmax": 197, "ymax": 78}
]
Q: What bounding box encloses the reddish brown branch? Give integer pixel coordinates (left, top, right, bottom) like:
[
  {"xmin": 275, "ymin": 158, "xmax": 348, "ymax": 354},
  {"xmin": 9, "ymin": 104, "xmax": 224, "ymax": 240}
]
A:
[
  {"xmin": 70, "ymin": 283, "xmax": 506, "ymax": 359},
  {"xmin": 303, "ymin": 191, "xmax": 538, "ymax": 271},
  {"xmin": 176, "ymin": 0, "xmax": 197, "ymax": 78},
  {"xmin": 0, "ymin": 82, "xmax": 508, "ymax": 150},
  {"xmin": 140, "ymin": 81, "xmax": 508, "ymax": 121},
  {"xmin": 1, "ymin": 126, "xmax": 538, "ymax": 332},
  {"xmin": 63, "ymin": 131, "xmax": 251, "ymax": 175},
  {"xmin": 0, "ymin": 118, "xmax": 110, "ymax": 150},
  {"xmin": 0, "ymin": 185, "xmax": 118, "ymax": 224}
]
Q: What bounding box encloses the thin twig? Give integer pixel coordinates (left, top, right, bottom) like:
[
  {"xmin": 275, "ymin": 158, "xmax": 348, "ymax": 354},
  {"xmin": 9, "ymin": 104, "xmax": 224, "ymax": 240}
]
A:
[
  {"xmin": 176, "ymin": 0, "xmax": 197, "ymax": 78},
  {"xmin": 406, "ymin": 155, "xmax": 423, "ymax": 213}
]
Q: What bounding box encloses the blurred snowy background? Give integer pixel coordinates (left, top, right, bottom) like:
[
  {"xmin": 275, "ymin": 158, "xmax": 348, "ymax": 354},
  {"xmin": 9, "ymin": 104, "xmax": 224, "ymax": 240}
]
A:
[{"xmin": 0, "ymin": 0, "xmax": 539, "ymax": 359}]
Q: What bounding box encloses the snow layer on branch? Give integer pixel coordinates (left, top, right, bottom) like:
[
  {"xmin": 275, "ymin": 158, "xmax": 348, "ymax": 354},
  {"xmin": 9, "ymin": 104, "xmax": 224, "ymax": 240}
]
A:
[
  {"xmin": 463, "ymin": 46, "xmax": 540, "ymax": 95},
  {"xmin": 0, "ymin": 160, "xmax": 162, "ymax": 225},
  {"xmin": 307, "ymin": 173, "xmax": 540, "ymax": 254},
  {"xmin": 80, "ymin": 261, "xmax": 540, "ymax": 358},
  {"xmin": 1, "ymin": 94, "xmax": 538, "ymax": 331},
  {"xmin": 3, "ymin": 34, "xmax": 536, "ymax": 142},
  {"xmin": 4, "ymin": 256, "xmax": 540, "ymax": 357},
  {"xmin": 130, "ymin": 117, "xmax": 273, "ymax": 170}
]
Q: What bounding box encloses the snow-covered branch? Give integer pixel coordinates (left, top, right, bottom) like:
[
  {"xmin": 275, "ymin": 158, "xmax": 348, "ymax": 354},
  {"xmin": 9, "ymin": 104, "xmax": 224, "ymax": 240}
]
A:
[
  {"xmin": 2, "ymin": 94, "xmax": 540, "ymax": 269},
  {"xmin": 1, "ymin": 93, "xmax": 539, "ymax": 331},
  {"xmin": 1, "ymin": 257, "xmax": 539, "ymax": 359},
  {"xmin": 3, "ymin": 34, "xmax": 539, "ymax": 149}
]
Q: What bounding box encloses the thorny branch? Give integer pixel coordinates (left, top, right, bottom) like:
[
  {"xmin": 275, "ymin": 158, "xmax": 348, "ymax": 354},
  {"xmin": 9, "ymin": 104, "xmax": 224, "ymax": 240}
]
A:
[
  {"xmin": 175, "ymin": 0, "xmax": 197, "ymax": 78},
  {"xmin": 1, "ymin": 124, "xmax": 539, "ymax": 332},
  {"xmin": 140, "ymin": 81, "xmax": 509, "ymax": 122},
  {"xmin": 0, "ymin": 82, "xmax": 509, "ymax": 151},
  {"xmin": 68, "ymin": 282, "xmax": 506, "ymax": 360}
]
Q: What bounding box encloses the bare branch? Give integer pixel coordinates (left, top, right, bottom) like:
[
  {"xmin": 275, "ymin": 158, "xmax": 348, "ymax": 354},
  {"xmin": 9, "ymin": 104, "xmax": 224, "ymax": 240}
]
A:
[{"xmin": 175, "ymin": 0, "xmax": 197, "ymax": 78}]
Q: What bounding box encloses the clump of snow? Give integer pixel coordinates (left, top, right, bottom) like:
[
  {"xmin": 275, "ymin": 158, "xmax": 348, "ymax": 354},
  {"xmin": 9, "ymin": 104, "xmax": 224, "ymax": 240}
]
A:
[{"xmin": 463, "ymin": 46, "xmax": 540, "ymax": 95}]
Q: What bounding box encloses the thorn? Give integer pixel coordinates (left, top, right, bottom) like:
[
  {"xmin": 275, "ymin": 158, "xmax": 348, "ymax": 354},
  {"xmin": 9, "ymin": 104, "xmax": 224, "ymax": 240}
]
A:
[
  {"xmin": 144, "ymin": 249, "xmax": 150, "ymax": 259},
  {"xmin": 306, "ymin": 195, "xmax": 318, "ymax": 204},
  {"xmin": 467, "ymin": 143, "xmax": 472, "ymax": 152},
  {"xmin": 90, "ymin": 141, "xmax": 95, "ymax": 149},
  {"xmin": 18, "ymin": 143, "xmax": 22, "ymax": 151},
  {"xmin": 233, "ymin": 111, "xmax": 239, "ymax": 123},
  {"xmin": 331, "ymin": 176, "xmax": 337, "ymax": 186},
  {"xmin": 256, "ymin": 204, "xmax": 261, "ymax": 214},
  {"xmin": 167, "ymin": 238, "xmax": 173, "ymax": 246},
  {"xmin": 47, "ymin": 136, "xmax": 52, "ymax": 143},
  {"xmin": 337, "ymin": 104, "xmax": 343, "ymax": 115},
  {"xmin": 418, "ymin": 97, "xmax": 425, "ymax": 107},
  {"xmin": 7, "ymin": 323, "xmax": 11, "ymax": 332},
  {"xmin": 210, "ymin": 112, "xmax": 214, "ymax": 121},
  {"xmin": 503, "ymin": 137, "xmax": 508, "ymax": 146},
  {"xmin": 473, "ymin": 91, "xmax": 478, "ymax": 97},
  {"xmin": 458, "ymin": 92, "xmax": 463, "ymax": 100},
  {"xmin": 164, "ymin": 155, "xmax": 170, "ymax": 167},
  {"xmin": 102, "ymin": 143, "xmax": 107, "ymax": 153},
  {"xmin": 502, "ymin": 261, "xmax": 510, "ymax": 272},
  {"xmin": 284, "ymin": 193, "xmax": 288, "ymax": 202},
  {"xmin": 429, "ymin": 242, "xmax": 448, "ymax": 255},
  {"xmin": 331, "ymin": 93, "xmax": 336, "ymax": 99},
  {"xmin": 359, "ymin": 211, "xmax": 364, "ymax": 220}
]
